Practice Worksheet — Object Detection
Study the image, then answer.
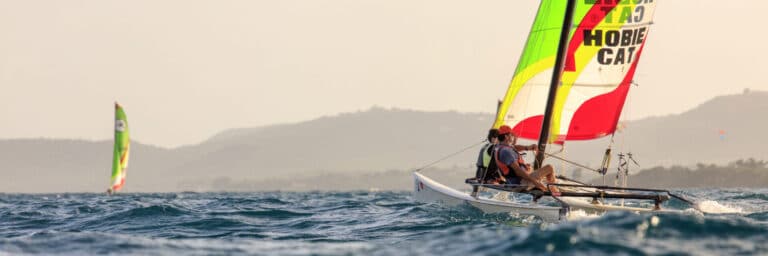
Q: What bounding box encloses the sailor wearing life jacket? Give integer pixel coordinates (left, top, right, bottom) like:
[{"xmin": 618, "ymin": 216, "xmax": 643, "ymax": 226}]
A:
[
  {"xmin": 493, "ymin": 125, "xmax": 559, "ymax": 192},
  {"xmin": 475, "ymin": 128, "xmax": 499, "ymax": 182}
]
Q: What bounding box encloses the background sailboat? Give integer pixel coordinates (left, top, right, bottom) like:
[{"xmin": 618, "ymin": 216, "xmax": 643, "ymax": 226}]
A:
[{"xmin": 109, "ymin": 102, "xmax": 130, "ymax": 194}]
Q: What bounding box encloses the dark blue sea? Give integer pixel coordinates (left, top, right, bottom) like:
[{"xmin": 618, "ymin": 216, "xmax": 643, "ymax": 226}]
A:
[{"xmin": 1, "ymin": 189, "xmax": 767, "ymax": 255}]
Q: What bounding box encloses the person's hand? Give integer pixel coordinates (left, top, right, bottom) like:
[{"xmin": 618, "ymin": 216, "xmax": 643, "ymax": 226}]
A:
[{"xmin": 529, "ymin": 144, "xmax": 538, "ymax": 152}]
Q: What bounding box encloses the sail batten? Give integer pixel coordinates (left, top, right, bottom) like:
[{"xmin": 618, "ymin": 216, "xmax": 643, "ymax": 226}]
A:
[{"xmin": 493, "ymin": 0, "xmax": 657, "ymax": 143}]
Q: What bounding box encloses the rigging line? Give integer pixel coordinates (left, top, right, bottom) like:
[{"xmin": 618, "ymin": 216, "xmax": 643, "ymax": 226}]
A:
[
  {"xmin": 541, "ymin": 151, "xmax": 603, "ymax": 174},
  {"xmin": 413, "ymin": 139, "xmax": 486, "ymax": 173}
]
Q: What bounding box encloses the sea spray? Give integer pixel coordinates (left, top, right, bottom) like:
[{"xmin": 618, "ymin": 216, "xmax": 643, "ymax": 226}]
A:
[{"xmin": 696, "ymin": 200, "xmax": 744, "ymax": 214}]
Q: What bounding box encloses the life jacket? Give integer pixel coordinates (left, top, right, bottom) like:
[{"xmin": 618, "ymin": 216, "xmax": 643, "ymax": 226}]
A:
[
  {"xmin": 481, "ymin": 143, "xmax": 493, "ymax": 168},
  {"xmin": 475, "ymin": 143, "xmax": 496, "ymax": 181},
  {"xmin": 494, "ymin": 144, "xmax": 526, "ymax": 184},
  {"xmin": 513, "ymin": 146, "xmax": 527, "ymax": 167},
  {"xmin": 483, "ymin": 145, "xmax": 500, "ymax": 181}
]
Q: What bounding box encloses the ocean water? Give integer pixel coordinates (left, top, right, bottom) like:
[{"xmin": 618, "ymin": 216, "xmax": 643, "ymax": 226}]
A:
[{"xmin": 1, "ymin": 189, "xmax": 766, "ymax": 255}]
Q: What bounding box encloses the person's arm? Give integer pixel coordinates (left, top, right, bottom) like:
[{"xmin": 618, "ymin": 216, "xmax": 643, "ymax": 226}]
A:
[
  {"xmin": 513, "ymin": 144, "xmax": 537, "ymax": 151},
  {"xmin": 510, "ymin": 161, "xmax": 547, "ymax": 191}
]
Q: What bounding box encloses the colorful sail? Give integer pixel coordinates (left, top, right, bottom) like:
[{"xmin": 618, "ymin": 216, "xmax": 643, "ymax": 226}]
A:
[
  {"xmin": 110, "ymin": 102, "xmax": 130, "ymax": 193},
  {"xmin": 493, "ymin": 0, "xmax": 657, "ymax": 143}
]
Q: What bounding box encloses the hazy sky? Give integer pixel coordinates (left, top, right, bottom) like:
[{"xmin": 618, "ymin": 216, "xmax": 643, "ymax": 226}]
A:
[{"xmin": 1, "ymin": 1, "xmax": 765, "ymax": 147}]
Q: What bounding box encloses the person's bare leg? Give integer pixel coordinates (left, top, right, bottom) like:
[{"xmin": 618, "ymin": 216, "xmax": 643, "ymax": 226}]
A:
[
  {"xmin": 528, "ymin": 166, "xmax": 552, "ymax": 192},
  {"xmin": 539, "ymin": 165, "xmax": 559, "ymax": 193}
]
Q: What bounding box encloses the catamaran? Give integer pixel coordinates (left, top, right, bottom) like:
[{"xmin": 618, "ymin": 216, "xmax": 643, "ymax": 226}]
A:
[
  {"xmin": 108, "ymin": 102, "xmax": 130, "ymax": 194},
  {"xmin": 413, "ymin": 0, "xmax": 700, "ymax": 222}
]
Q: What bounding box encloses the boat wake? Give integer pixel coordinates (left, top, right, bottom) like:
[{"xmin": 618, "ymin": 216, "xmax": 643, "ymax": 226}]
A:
[
  {"xmin": 696, "ymin": 200, "xmax": 744, "ymax": 214},
  {"xmin": 565, "ymin": 209, "xmax": 603, "ymax": 221}
]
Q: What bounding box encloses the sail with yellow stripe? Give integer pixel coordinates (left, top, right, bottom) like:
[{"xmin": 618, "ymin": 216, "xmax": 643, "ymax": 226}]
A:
[
  {"xmin": 492, "ymin": 0, "xmax": 657, "ymax": 143},
  {"xmin": 109, "ymin": 102, "xmax": 130, "ymax": 193}
]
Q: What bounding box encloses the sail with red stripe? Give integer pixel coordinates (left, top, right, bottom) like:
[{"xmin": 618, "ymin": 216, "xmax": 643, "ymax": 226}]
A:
[
  {"xmin": 110, "ymin": 102, "xmax": 130, "ymax": 193},
  {"xmin": 492, "ymin": 0, "xmax": 657, "ymax": 143}
]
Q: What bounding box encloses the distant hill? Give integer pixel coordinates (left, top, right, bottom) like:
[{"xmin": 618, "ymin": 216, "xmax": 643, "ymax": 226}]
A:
[
  {"xmin": 589, "ymin": 158, "xmax": 768, "ymax": 189},
  {"xmin": 171, "ymin": 107, "xmax": 491, "ymax": 180},
  {"xmin": 1, "ymin": 91, "xmax": 766, "ymax": 193}
]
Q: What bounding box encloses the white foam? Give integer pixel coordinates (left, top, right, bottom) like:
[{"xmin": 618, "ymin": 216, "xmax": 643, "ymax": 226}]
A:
[
  {"xmin": 566, "ymin": 209, "xmax": 602, "ymax": 221},
  {"xmin": 696, "ymin": 200, "xmax": 744, "ymax": 214}
]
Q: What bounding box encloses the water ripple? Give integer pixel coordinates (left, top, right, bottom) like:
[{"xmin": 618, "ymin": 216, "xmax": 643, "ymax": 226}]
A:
[{"xmin": 0, "ymin": 191, "xmax": 765, "ymax": 255}]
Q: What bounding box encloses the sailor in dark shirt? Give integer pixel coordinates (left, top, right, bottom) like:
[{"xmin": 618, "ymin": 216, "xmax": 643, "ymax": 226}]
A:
[{"xmin": 493, "ymin": 125, "xmax": 559, "ymax": 192}]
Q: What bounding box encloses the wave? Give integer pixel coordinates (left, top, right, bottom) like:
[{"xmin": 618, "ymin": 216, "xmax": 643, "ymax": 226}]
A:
[
  {"xmin": 0, "ymin": 191, "xmax": 766, "ymax": 255},
  {"xmin": 696, "ymin": 200, "xmax": 744, "ymax": 214}
]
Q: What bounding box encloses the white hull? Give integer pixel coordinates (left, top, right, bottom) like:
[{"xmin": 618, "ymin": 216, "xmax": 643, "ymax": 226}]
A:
[
  {"xmin": 412, "ymin": 172, "xmax": 566, "ymax": 222},
  {"xmin": 413, "ymin": 172, "xmax": 680, "ymax": 222},
  {"xmin": 557, "ymin": 193, "xmax": 681, "ymax": 215},
  {"xmin": 559, "ymin": 197, "xmax": 664, "ymax": 214}
]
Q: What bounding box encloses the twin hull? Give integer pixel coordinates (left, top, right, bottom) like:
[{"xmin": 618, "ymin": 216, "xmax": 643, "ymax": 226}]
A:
[
  {"xmin": 413, "ymin": 172, "xmax": 668, "ymax": 222},
  {"xmin": 412, "ymin": 172, "xmax": 565, "ymax": 222}
]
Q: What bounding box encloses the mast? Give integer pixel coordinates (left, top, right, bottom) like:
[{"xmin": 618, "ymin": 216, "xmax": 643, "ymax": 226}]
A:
[{"xmin": 534, "ymin": 0, "xmax": 576, "ymax": 170}]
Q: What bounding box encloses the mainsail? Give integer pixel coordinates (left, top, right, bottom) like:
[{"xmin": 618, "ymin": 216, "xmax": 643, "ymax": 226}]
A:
[
  {"xmin": 110, "ymin": 102, "xmax": 130, "ymax": 192},
  {"xmin": 492, "ymin": 0, "xmax": 657, "ymax": 143}
]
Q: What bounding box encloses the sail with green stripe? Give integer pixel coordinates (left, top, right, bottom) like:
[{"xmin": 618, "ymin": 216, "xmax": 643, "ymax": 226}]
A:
[
  {"xmin": 492, "ymin": 0, "xmax": 657, "ymax": 143},
  {"xmin": 109, "ymin": 102, "xmax": 130, "ymax": 193}
]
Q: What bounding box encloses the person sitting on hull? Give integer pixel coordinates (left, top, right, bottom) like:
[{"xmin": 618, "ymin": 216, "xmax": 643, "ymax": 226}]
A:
[
  {"xmin": 474, "ymin": 128, "xmax": 499, "ymax": 181},
  {"xmin": 493, "ymin": 125, "xmax": 559, "ymax": 193},
  {"xmin": 470, "ymin": 128, "xmax": 499, "ymax": 197}
]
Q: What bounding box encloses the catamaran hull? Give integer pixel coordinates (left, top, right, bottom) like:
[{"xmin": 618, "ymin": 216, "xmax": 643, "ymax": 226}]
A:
[
  {"xmin": 412, "ymin": 172, "xmax": 566, "ymax": 222},
  {"xmin": 557, "ymin": 193, "xmax": 680, "ymax": 214}
]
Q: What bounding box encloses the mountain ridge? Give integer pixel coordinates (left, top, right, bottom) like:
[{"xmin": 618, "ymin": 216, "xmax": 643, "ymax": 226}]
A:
[{"xmin": 1, "ymin": 91, "xmax": 765, "ymax": 192}]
